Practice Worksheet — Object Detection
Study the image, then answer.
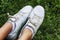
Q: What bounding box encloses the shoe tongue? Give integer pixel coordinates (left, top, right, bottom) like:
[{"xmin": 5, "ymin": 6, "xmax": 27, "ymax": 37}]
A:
[
  {"xmin": 27, "ymin": 23, "xmax": 35, "ymax": 29},
  {"xmin": 9, "ymin": 17, "xmax": 16, "ymax": 22}
]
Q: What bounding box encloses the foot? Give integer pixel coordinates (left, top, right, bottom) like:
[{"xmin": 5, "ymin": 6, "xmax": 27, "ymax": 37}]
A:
[
  {"xmin": 20, "ymin": 5, "xmax": 45, "ymax": 38},
  {"xmin": 6, "ymin": 5, "xmax": 33, "ymax": 40}
]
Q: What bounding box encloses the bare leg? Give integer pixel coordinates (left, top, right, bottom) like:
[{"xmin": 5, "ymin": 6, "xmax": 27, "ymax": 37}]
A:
[
  {"xmin": 0, "ymin": 22, "xmax": 12, "ymax": 40},
  {"xmin": 18, "ymin": 28, "xmax": 32, "ymax": 40}
]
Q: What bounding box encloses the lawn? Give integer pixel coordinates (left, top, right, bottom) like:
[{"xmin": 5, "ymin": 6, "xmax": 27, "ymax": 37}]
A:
[{"xmin": 0, "ymin": 0, "xmax": 60, "ymax": 40}]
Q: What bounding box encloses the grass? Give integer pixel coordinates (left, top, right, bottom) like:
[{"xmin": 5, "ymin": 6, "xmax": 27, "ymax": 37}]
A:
[{"xmin": 0, "ymin": 0, "xmax": 60, "ymax": 40}]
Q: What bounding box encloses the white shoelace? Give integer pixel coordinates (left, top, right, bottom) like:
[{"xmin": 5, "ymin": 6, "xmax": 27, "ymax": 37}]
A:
[{"xmin": 28, "ymin": 13, "xmax": 41, "ymax": 27}]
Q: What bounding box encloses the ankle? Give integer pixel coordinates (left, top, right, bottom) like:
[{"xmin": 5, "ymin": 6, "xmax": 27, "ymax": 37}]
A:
[{"xmin": 18, "ymin": 29, "xmax": 32, "ymax": 40}]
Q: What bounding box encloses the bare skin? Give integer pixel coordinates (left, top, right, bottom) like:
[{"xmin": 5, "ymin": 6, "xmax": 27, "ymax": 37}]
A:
[
  {"xmin": 0, "ymin": 22, "xmax": 12, "ymax": 40},
  {"xmin": 18, "ymin": 28, "xmax": 32, "ymax": 40},
  {"xmin": 0, "ymin": 22, "xmax": 32, "ymax": 40}
]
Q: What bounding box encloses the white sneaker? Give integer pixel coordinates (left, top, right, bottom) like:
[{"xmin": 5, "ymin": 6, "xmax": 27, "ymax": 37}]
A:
[
  {"xmin": 6, "ymin": 6, "xmax": 33, "ymax": 40},
  {"xmin": 20, "ymin": 5, "xmax": 45, "ymax": 38}
]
